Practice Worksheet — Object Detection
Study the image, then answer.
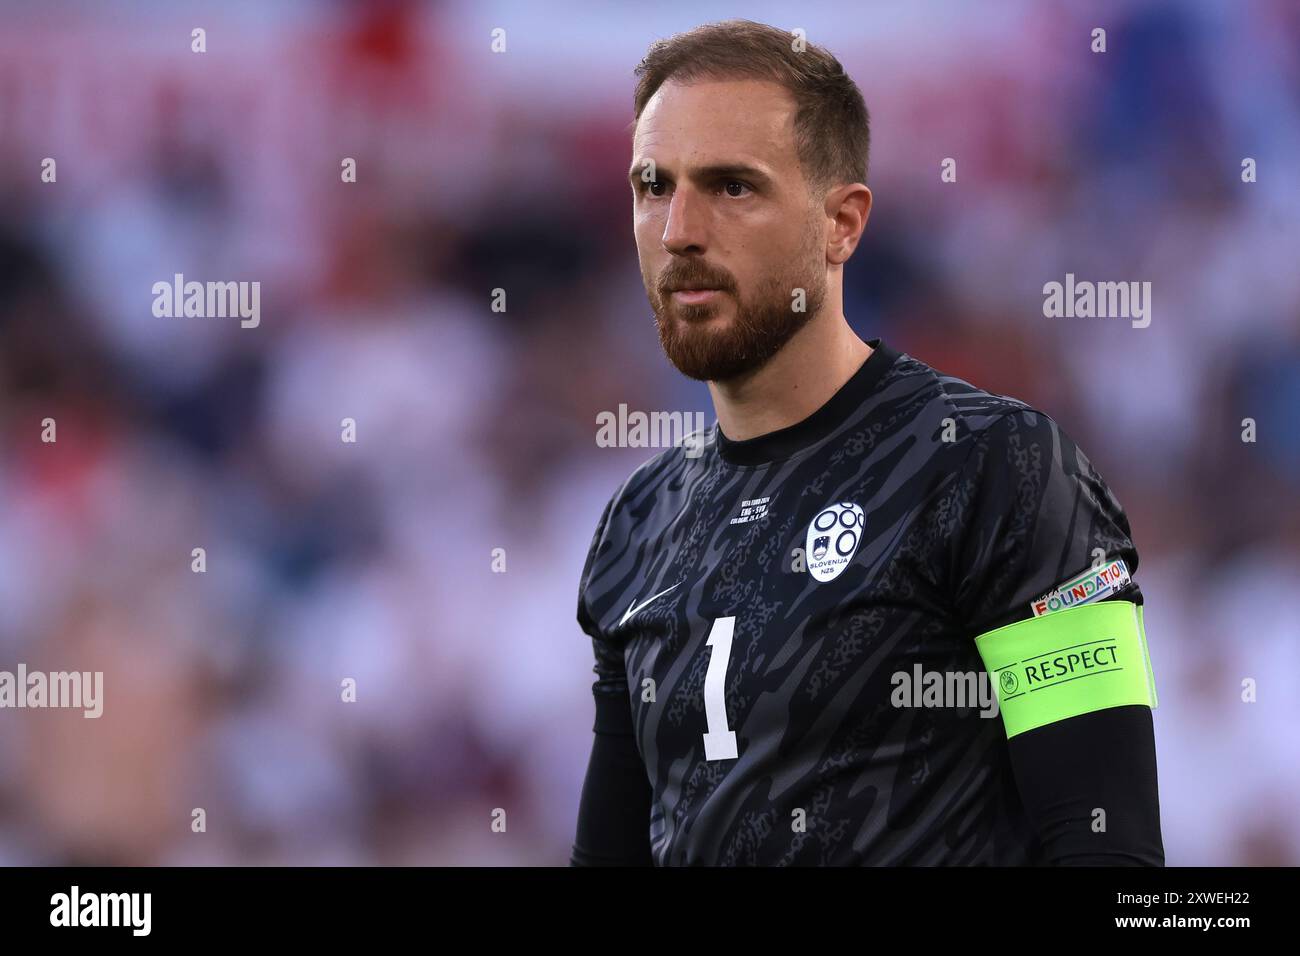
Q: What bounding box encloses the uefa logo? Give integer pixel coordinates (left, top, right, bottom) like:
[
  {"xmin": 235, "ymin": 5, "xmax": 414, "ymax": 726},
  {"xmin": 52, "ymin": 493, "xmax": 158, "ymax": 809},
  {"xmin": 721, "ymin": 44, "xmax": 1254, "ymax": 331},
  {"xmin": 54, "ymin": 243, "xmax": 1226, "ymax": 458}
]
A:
[{"xmin": 804, "ymin": 502, "xmax": 865, "ymax": 583}]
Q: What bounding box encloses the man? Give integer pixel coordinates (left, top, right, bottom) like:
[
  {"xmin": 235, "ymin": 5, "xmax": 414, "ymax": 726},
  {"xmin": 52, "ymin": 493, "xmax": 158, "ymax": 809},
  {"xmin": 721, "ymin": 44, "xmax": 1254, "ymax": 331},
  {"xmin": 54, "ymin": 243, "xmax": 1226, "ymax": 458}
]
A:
[{"xmin": 571, "ymin": 19, "xmax": 1163, "ymax": 865}]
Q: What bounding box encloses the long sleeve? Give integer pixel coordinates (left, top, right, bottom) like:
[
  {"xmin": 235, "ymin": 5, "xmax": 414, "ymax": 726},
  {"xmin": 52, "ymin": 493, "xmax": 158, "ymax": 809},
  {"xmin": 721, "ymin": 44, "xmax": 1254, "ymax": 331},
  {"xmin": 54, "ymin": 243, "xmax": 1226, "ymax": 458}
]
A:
[
  {"xmin": 948, "ymin": 408, "xmax": 1164, "ymax": 864},
  {"xmin": 571, "ymin": 488, "xmax": 654, "ymax": 866},
  {"xmin": 1007, "ymin": 704, "xmax": 1164, "ymax": 865},
  {"xmin": 570, "ymin": 691, "xmax": 654, "ymax": 866}
]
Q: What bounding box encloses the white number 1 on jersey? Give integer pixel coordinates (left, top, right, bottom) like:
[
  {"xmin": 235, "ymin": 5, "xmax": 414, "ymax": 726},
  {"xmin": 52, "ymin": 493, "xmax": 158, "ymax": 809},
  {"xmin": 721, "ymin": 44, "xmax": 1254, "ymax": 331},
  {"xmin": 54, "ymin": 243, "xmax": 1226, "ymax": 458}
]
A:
[{"xmin": 703, "ymin": 616, "xmax": 739, "ymax": 760}]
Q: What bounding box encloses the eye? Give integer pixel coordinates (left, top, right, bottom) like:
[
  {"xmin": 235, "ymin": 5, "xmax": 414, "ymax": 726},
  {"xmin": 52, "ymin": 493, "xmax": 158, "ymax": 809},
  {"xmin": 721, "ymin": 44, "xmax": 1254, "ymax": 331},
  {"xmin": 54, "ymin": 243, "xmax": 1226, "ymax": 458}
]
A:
[
  {"xmin": 723, "ymin": 180, "xmax": 751, "ymax": 197},
  {"xmin": 646, "ymin": 179, "xmax": 667, "ymax": 197}
]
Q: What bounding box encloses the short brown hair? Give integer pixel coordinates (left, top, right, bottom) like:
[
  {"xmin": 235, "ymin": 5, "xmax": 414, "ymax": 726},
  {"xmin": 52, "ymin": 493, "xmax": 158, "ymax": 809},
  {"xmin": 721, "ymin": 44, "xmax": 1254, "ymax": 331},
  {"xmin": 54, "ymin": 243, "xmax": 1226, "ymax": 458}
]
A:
[{"xmin": 633, "ymin": 19, "xmax": 870, "ymax": 193}]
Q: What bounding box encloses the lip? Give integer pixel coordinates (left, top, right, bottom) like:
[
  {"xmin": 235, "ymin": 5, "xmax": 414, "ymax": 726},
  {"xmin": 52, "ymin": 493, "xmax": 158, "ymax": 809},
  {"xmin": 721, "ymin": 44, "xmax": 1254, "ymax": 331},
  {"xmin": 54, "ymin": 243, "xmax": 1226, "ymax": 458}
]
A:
[{"xmin": 670, "ymin": 288, "xmax": 722, "ymax": 305}]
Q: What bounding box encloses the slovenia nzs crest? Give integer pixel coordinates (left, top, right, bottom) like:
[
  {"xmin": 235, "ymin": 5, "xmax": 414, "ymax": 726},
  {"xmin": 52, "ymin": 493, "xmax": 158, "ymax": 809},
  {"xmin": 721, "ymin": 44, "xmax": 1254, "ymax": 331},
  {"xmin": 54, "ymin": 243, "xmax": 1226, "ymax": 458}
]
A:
[{"xmin": 805, "ymin": 502, "xmax": 865, "ymax": 582}]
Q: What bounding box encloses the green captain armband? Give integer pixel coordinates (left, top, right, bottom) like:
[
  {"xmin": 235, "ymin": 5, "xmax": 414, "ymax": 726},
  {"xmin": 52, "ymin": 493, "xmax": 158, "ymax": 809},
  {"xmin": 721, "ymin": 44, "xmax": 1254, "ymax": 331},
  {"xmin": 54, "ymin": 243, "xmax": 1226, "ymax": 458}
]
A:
[{"xmin": 974, "ymin": 600, "xmax": 1157, "ymax": 738}]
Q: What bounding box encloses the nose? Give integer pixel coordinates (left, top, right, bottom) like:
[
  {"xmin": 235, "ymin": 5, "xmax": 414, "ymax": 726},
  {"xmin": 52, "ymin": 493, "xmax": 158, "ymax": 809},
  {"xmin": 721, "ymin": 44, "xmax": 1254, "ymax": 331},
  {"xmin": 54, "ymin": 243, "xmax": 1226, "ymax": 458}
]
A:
[{"xmin": 662, "ymin": 186, "xmax": 708, "ymax": 256}]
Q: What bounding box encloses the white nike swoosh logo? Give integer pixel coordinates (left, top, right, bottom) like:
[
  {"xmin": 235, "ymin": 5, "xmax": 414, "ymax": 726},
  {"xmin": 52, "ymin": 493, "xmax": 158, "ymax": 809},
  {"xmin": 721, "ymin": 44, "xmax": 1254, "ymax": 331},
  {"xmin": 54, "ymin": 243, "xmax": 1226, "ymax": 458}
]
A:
[{"xmin": 618, "ymin": 582, "xmax": 680, "ymax": 628}]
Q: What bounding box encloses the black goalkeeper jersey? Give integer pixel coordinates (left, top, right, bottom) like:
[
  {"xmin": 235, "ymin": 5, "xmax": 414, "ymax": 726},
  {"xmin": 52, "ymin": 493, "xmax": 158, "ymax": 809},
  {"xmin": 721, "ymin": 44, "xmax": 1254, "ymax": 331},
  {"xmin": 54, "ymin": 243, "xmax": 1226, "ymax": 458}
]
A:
[{"xmin": 575, "ymin": 339, "xmax": 1149, "ymax": 866}]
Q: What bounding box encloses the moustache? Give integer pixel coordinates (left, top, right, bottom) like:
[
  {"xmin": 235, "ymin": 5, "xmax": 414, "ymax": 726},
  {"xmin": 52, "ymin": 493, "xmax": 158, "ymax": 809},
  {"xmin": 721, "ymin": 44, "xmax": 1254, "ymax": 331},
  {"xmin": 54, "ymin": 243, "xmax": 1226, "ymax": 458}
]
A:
[{"xmin": 657, "ymin": 264, "xmax": 736, "ymax": 298}]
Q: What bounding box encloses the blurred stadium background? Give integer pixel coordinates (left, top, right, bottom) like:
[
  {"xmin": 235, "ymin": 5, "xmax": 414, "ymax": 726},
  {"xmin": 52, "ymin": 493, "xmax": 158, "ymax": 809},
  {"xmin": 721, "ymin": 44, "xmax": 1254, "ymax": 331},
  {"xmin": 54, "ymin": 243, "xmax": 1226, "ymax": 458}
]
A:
[{"xmin": 0, "ymin": 0, "xmax": 1297, "ymax": 865}]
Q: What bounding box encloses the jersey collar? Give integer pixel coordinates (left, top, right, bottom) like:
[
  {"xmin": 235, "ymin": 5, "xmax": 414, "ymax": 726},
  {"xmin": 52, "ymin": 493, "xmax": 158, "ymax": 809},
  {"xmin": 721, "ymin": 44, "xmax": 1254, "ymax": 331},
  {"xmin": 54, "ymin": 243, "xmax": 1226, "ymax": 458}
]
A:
[{"xmin": 714, "ymin": 338, "xmax": 900, "ymax": 467}]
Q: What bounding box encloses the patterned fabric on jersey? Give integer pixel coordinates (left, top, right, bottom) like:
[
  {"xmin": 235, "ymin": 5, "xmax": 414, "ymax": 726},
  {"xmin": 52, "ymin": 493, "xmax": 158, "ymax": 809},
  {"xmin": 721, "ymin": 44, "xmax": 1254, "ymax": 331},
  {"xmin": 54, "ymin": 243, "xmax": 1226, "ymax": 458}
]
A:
[{"xmin": 576, "ymin": 339, "xmax": 1142, "ymax": 865}]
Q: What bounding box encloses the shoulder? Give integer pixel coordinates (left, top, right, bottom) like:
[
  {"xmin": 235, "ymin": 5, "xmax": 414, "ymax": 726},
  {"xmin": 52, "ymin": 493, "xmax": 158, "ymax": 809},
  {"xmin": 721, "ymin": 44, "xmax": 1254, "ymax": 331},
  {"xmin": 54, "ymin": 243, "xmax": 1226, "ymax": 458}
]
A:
[
  {"xmin": 582, "ymin": 423, "xmax": 716, "ymax": 553},
  {"xmin": 887, "ymin": 348, "xmax": 1068, "ymax": 465}
]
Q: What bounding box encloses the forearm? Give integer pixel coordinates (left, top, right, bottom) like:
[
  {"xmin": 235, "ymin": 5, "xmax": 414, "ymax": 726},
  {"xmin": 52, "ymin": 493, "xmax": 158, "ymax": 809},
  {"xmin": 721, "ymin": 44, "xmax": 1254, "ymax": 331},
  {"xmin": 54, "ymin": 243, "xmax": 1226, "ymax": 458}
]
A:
[
  {"xmin": 1009, "ymin": 704, "xmax": 1165, "ymax": 866},
  {"xmin": 570, "ymin": 692, "xmax": 654, "ymax": 866}
]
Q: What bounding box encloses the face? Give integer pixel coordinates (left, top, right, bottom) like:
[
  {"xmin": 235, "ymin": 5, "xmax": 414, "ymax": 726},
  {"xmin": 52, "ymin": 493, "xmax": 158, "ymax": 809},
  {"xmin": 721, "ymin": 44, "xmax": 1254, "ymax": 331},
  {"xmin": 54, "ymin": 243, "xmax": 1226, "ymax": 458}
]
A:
[{"xmin": 630, "ymin": 78, "xmax": 828, "ymax": 382}]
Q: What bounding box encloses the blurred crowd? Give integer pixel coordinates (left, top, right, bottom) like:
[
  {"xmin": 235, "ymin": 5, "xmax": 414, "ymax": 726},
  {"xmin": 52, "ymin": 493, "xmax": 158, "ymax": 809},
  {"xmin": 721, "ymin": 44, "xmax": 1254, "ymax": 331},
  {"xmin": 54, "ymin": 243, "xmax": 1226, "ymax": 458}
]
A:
[{"xmin": 0, "ymin": 0, "xmax": 1296, "ymax": 865}]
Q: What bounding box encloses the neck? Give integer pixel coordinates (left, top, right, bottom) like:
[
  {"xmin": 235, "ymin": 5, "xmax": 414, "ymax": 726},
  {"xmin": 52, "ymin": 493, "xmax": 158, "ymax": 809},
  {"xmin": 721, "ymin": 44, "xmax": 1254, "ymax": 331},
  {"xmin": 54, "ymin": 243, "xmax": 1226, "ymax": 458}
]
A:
[{"xmin": 707, "ymin": 310, "xmax": 872, "ymax": 441}]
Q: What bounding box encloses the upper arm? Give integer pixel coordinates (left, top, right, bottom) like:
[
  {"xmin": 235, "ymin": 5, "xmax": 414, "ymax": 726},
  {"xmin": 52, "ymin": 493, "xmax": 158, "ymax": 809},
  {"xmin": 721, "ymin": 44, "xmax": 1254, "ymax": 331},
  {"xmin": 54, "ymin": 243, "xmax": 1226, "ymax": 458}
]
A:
[
  {"xmin": 572, "ymin": 489, "xmax": 653, "ymax": 865},
  {"xmin": 577, "ymin": 489, "xmax": 630, "ymax": 701},
  {"xmin": 949, "ymin": 407, "xmax": 1143, "ymax": 635},
  {"xmin": 945, "ymin": 408, "xmax": 1163, "ymax": 862}
]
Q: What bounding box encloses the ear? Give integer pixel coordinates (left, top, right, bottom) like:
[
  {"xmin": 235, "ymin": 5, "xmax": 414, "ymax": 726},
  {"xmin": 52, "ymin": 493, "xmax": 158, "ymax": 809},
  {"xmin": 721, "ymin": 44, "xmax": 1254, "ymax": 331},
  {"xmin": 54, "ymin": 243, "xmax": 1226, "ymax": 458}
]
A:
[{"xmin": 824, "ymin": 183, "xmax": 872, "ymax": 265}]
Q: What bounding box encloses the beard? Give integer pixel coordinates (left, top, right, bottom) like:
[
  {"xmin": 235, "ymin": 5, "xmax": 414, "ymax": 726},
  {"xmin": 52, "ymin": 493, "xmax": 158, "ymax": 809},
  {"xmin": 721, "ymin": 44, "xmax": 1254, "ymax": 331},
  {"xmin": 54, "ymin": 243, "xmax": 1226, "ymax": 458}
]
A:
[{"xmin": 645, "ymin": 226, "xmax": 827, "ymax": 383}]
